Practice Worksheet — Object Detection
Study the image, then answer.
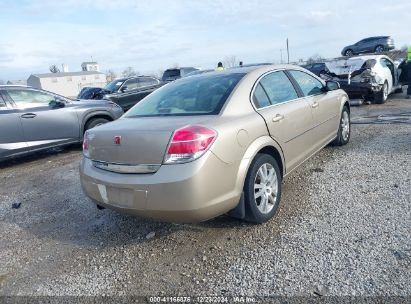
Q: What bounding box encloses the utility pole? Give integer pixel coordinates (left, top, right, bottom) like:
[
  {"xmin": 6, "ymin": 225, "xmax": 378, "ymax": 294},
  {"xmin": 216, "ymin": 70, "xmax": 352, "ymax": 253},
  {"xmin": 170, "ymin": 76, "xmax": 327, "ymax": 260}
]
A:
[
  {"xmin": 286, "ymin": 38, "xmax": 290, "ymax": 64},
  {"xmin": 280, "ymin": 49, "xmax": 283, "ymax": 64}
]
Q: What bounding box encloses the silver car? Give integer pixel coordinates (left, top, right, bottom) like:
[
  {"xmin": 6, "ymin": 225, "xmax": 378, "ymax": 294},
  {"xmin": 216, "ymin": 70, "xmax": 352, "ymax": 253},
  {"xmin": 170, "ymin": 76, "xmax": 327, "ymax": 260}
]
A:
[{"xmin": 0, "ymin": 85, "xmax": 123, "ymax": 160}]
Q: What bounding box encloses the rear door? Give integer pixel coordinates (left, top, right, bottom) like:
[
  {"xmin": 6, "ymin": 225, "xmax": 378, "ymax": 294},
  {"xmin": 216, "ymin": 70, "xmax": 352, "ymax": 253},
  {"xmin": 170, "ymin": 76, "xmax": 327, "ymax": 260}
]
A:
[
  {"xmin": 0, "ymin": 91, "xmax": 28, "ymax": 158},
  {"xmin": 253, "ymin": 70, "xmax": 315, "ymax": 172},
  {"xmin": 287, "ymin": 70, "xmax": 341, "ymax": 148},
  {"xmin": 4, "ymin": 88, "xmax": 80, "ymax": 150}
]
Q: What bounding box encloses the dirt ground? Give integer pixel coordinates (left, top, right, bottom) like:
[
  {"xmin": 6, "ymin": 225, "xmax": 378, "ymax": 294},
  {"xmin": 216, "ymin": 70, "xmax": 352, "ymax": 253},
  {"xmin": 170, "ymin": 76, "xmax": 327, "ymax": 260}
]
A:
[{"xmin": 0, "ymin": 93, "xmax": 410, "ymax": 298}]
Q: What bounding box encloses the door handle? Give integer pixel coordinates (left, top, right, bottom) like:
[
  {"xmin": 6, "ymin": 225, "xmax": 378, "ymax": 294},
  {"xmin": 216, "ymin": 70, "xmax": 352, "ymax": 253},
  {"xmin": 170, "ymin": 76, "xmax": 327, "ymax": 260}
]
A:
[
  {"xmin": 272, "ymin": 114, "xmax": 284, "ymax": 122},
  {"xmin": 311, "ymin": 102, "xmax": 319, "ymax": 108},
  {"xmin": 21, "ymin": 113, "xmax": 37, "ymax": 119}
]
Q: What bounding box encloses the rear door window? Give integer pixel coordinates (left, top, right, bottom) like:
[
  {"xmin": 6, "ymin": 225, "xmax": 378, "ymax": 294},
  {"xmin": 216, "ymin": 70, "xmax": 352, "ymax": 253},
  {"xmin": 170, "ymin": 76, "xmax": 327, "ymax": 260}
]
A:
[
  {"xmin": 288, "ymin": 70, "xmax": 324, "ymax": 96},
  {"xmin": 138, "ymin": 77, "xmax": 159, "ymax": 88},
  {"xmin": 123, "ymin": 78, "xmax": 138, "ymax": 91},
  {"xmin": 258, "ymin": 71, "xmax": 298, "ymax": 105}
]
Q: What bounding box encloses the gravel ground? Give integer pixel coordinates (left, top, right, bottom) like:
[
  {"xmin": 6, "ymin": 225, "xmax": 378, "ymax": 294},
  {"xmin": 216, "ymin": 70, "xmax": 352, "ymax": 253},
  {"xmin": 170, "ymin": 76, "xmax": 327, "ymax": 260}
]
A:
[{"xmin": 0, "ymin": 94, "xmax": 410, "ymax": 298}]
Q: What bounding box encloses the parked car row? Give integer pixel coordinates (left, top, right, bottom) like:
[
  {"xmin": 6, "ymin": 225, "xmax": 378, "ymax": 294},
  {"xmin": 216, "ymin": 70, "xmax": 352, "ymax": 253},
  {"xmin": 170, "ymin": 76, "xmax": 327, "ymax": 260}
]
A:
[{"xmin": 301, "ymin": 35, "xmax": 406, "ymax": 104}]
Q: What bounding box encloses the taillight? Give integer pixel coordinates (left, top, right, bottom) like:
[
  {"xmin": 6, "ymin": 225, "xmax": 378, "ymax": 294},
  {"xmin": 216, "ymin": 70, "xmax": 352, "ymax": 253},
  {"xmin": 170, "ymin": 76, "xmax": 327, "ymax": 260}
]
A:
[
  {"xmin": 83, "ymin": 131, "xmax": 90, "ymax": 157},
  {"xmin": 164, "ymin": 125, "xmax": 217, "ymax": 164}
]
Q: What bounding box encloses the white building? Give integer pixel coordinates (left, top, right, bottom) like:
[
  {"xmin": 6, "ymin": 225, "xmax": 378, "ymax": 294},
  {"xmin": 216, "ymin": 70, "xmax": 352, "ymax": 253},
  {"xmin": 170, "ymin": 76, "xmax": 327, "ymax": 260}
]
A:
[
  {"xmin": 81, "ymin": 61, "xmax": 99, "ymax": 72},
  {"xmin": 27, "ymin": 71, "xmax": 106, "ymax": 97}
]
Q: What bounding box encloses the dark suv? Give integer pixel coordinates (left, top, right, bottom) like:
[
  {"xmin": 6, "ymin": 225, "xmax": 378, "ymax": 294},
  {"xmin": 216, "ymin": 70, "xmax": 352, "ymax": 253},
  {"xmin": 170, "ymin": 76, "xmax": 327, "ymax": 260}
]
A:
[
  {"xmin": 78, "ymin": 76, "xmax": 163, "ymax": 111},
  {"xmin": 341, "ymin": 36, "xmax": 395, "ymax": 57},
  {"xmin": 161, "ymin": 67, "xmax": 199, "ymax": 82}
]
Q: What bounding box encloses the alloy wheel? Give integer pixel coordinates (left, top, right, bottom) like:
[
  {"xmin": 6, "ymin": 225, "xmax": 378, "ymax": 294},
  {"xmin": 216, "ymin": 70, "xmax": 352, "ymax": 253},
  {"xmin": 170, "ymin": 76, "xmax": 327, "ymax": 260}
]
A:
[
  {"xmin": 253, "ymin": 163, "xmax": 278, "ymax": 214},
  {"xmin": 341, "ymin": 111, "xmax": 350, "ymax": 141}
]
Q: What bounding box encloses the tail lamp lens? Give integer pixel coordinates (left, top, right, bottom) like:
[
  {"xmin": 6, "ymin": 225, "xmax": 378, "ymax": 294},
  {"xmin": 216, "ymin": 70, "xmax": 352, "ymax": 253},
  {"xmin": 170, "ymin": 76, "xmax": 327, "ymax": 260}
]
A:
[
  {"xmin": 164, "ymin": 125, "xmax": 216, "ymax": 164},
  {"xmin": 83, "ymin": 131, "xmax": 90, "ymax": 157}
]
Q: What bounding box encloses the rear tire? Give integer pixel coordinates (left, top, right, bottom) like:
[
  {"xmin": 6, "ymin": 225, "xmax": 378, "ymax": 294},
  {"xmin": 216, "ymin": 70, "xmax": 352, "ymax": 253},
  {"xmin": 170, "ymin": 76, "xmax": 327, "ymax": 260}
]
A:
[
  {"xmin": 374, "ymin": 81, "xmax": 388, "ymax": 104},
  {"xmin": 332, "ymin": 106, "xmax": 350, "ymax": 146},
  {"xmin": 85, "ymin": 117, "xmax": 110, "ymax": 132},
  {"xmin": 243, "ymin": 154, "xmax": 282, "ymax": 224}
]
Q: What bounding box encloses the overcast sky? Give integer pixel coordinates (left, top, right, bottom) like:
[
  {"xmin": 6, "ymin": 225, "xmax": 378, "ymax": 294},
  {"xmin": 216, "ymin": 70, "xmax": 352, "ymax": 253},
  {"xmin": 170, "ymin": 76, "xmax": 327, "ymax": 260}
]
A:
[{"xmin": 0, "ymin": 0, "xmax": 409, "ymax": 80}]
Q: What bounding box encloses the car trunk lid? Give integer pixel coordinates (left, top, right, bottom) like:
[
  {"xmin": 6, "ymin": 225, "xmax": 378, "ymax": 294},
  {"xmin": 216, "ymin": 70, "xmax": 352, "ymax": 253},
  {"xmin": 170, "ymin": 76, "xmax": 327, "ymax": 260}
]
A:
[{"xmin": 87, "ymin": 116, "xmax": 216, "ymax": 166}]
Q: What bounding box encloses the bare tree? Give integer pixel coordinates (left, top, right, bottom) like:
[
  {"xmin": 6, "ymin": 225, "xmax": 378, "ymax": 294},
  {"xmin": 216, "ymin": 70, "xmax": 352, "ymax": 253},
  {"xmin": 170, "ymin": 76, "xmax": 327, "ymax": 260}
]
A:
[
  {"xmin": 49, "ymin": 64, "xmax": 60, "ymax": 73},
  {"xmin": 122, "ymin": 67, "xmax": 138, "ymax": 77},
  {"xmin": 306, "ymin": 54, "xmax": 326, "ymax": 64},
  {"xmin": 106, "ymin": 69, "xmax": 117, "ymax": 82},
  {"xmin": 223, "ymin": 55, "xmax": 238, "ymax": 68}
]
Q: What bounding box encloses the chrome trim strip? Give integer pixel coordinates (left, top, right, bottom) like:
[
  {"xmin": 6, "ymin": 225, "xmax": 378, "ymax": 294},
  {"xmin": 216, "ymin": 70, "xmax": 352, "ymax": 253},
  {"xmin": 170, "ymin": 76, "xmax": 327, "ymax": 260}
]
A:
[{"xmin": 92, "ymin": 160, "xmax": 160, "ymax": 174}]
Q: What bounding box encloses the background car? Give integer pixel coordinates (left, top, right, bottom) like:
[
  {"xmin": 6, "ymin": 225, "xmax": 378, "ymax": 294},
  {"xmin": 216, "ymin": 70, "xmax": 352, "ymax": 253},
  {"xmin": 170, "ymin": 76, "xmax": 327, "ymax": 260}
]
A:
[
  {"xmin": 161, "ymin": 67, "xmax": 199, "ymax": 82},
  {"xmin": 323, "ymin": 55, "xmax": 405, "ymax": 103},
  {"xmin": 80, "ymin": 65, "xmax": 350, "ymax": 224},
  {"xmin": 0, "ymin": 85, "xmax": 123, "ymax": 160},
  {"xmin": 341, "ymin": 36, "xmax": 395, "ymax": 57},
  {"xmin": 78, "ymin": 76, "xmax": 163, "ymax": 111},
  {"xmin": 302, "ymin": 62, "xmax": 328, "ymax": 77}
]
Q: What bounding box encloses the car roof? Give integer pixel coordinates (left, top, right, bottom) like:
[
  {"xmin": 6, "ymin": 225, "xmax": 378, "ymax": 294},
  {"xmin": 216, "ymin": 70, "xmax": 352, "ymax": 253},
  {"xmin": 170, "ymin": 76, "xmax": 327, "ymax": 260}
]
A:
[{"xmin": 180, "ymin": 64, "xmax": 307, "ymax": 80}]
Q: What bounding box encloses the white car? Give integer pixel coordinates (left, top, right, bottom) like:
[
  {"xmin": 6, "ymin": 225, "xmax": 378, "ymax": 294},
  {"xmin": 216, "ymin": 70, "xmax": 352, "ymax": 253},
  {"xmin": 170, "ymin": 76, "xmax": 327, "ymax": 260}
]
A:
[{"xmin": 322, "ymin": 55, "xmax": 406, "ymax": 103}]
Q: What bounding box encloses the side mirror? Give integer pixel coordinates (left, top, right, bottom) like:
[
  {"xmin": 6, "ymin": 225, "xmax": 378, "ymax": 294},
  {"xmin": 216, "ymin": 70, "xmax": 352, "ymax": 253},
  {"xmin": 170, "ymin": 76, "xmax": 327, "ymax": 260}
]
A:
[
  {"xmin": 120, "ymin": 85, "xmax": 128, "ymax": 92},
  {"xmin": 49, "ymin": 99, "xmax": 65, "ymax": 108},
  {"xmin": 325, "ymin": 80, "xmax": 340, "ymax": 91}
]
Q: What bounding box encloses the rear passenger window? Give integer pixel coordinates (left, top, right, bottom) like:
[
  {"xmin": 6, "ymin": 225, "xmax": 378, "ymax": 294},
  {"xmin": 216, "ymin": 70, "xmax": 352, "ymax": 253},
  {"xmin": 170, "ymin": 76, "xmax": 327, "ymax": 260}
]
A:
[
  {"xmin": 259, "ymin": 71, "xmax": 298, "ymax": 105},
  {"xmin": 253, "ymin": 83, "xmax": 271, "ymax": 108},
  {"xmin": 289, "ymin": 70, "xmax": 324, "ymax": 96}
]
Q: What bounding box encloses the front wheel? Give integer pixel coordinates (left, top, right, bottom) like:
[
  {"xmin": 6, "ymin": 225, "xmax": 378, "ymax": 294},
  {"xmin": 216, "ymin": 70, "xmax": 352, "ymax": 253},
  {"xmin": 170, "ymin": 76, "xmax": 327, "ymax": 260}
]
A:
[
  {"xmin": 374, "ymin": 81, "xmax": 388, "ymax": 104},
  {"xmin": 332, "ymin": 106, "xmax": 350, "ymax": 146},
  {"xmin": 243, "ymin": 154, "xmax": 282, "ymax": 223}
]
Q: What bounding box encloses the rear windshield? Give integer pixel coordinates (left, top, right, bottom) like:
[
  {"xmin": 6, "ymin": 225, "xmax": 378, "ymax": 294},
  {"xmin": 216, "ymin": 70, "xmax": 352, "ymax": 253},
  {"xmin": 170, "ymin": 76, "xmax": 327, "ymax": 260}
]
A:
[{"xmin": 125, "ymin": 73, "xmax": 245, "ymax": 117}]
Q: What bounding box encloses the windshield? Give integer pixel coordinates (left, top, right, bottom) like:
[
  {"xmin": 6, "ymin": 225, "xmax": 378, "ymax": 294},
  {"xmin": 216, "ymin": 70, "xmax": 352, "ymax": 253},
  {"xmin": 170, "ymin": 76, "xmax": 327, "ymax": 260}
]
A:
[
  {"xmin": 125, "ymin": 73, "xmax": 245, "ymax": 117},
  {"xmin": 104, "ymin": 79, "xmax": 125, "ymax": 92}
]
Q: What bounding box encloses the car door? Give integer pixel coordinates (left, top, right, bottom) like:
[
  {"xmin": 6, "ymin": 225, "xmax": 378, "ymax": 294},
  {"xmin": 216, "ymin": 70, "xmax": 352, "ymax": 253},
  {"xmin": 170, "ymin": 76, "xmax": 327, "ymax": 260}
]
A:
[
  {"xmin": 116, "ymin": 78, "xmax": 140, "ymax": 110},
  {"xmin": 253, "ymin": 70, "xmax": 316, "ymax": 172},
  {"xmin": 379, "ymin": 58, "xmax": 395, "ymax": 92},
  {"xmin": 287, "ymin": 70, "xmax": 341, "ymax": 149},
  {"xmin": 4, "ymin": 88, "xmax": 80, "ymax": 150},
  {"xmin": 357, "ymin": 39, "xmax": 371, "ymax": 53},
  {"xmin": 0, "ymin": 92, "xmax": 28, "ymax": 159}
]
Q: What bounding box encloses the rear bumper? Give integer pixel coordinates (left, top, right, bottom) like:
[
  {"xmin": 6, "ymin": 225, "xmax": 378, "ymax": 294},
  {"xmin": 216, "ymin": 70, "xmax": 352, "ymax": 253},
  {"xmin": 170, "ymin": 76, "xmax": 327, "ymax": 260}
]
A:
[
  {"xmin": 79, "ymin": 151, "xmax": 241, "ymax": 223},
  {"xmin": 338, "ymin": 80, "xmax": 382, "ymax": 100}
]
